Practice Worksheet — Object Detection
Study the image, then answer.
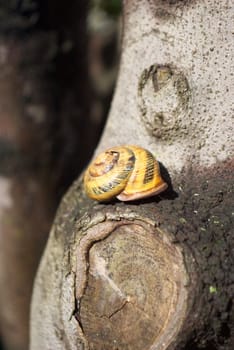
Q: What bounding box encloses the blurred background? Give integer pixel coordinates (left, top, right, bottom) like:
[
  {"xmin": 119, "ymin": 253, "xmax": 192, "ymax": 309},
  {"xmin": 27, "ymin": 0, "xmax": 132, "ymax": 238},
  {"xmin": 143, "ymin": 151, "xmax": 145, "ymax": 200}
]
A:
[{"xmin": 0, "ymin": 1, "xmax": 121, "ymax": 349}]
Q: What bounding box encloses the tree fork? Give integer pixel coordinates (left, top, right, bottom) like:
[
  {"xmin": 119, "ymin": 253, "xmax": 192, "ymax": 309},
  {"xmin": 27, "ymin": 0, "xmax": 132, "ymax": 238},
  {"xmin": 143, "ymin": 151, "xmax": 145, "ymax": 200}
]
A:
[
  {"xmin": 30, "ymin": 0, "xmax": 233, "ymax": 348},
  {"xmin": 30, "ymin": 159, "xmax": 233, "ymax": 349}
]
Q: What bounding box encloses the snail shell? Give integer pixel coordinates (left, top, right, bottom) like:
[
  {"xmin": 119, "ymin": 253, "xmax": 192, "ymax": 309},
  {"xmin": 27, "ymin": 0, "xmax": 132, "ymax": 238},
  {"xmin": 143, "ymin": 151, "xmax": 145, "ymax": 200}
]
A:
[{"xmin": 84, "ymin": 145, "xmax": 168, "ymax": 201}]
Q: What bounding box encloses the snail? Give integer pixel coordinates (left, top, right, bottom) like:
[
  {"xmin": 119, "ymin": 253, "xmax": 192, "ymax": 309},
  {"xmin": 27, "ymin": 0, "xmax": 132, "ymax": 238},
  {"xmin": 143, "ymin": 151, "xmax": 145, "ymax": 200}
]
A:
[{"xmin": 84, "ymin": 145, "xmax": 168, "ymax": 202}]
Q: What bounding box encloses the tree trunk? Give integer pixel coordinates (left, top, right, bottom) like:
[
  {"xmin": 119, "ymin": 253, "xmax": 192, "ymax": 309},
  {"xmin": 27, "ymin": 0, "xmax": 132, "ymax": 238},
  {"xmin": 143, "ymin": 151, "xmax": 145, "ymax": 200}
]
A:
[{"xmin": 30, "ymin": 1, "xmax": 233, "ymax": 349}]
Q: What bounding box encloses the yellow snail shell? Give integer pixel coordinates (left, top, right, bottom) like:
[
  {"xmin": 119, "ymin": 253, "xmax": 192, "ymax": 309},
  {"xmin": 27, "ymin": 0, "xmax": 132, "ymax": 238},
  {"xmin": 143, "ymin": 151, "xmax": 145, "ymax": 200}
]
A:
[{"xmin": 84, "ymin": 145, "xmax": 168, "ymax": 201}]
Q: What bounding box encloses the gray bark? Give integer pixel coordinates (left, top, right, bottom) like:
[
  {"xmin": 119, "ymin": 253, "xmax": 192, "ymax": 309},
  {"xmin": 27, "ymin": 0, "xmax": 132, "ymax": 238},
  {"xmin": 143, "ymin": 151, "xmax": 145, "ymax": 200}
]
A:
[{"xmin": 30, "ymin": 1, "xmax": 234, "ymax": 349}]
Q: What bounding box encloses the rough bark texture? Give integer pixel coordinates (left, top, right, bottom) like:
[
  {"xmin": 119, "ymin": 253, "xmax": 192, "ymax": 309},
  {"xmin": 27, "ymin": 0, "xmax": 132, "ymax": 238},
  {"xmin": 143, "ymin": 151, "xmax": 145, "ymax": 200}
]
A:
[
  {"xmin": 30, "ymin": 165, "xmax": 233, "ymax": 350},
  {"xmin": 30, "ymin": 1, "xmax": 233, "ymax": 350}
]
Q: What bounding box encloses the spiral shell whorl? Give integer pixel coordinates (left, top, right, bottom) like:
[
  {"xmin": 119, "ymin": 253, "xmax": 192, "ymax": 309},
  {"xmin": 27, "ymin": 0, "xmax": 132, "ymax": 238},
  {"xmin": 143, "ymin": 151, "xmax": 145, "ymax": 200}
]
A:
[
  {"xmin": 84, "ymin": 145, "xmax": 168, "ymax": 202},
  {"xmin": 84, "ymin": 147, "xmax": 135, "ymax": 201}
]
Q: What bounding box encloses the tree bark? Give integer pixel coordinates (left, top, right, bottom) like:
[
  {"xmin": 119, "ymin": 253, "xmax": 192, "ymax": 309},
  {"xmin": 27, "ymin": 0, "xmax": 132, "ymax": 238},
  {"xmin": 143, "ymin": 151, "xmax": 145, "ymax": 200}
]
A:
[{"xmin": 30, "ymin": 1, "xmax": 234, "ymax": 349}]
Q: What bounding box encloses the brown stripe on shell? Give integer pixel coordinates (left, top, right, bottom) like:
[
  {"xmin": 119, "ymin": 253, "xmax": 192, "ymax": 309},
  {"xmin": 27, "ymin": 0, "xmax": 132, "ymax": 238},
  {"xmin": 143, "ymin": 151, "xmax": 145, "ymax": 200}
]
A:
[{"xmin": 143, "ymin": 151, "xmax": 155, "ymax": 184}]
